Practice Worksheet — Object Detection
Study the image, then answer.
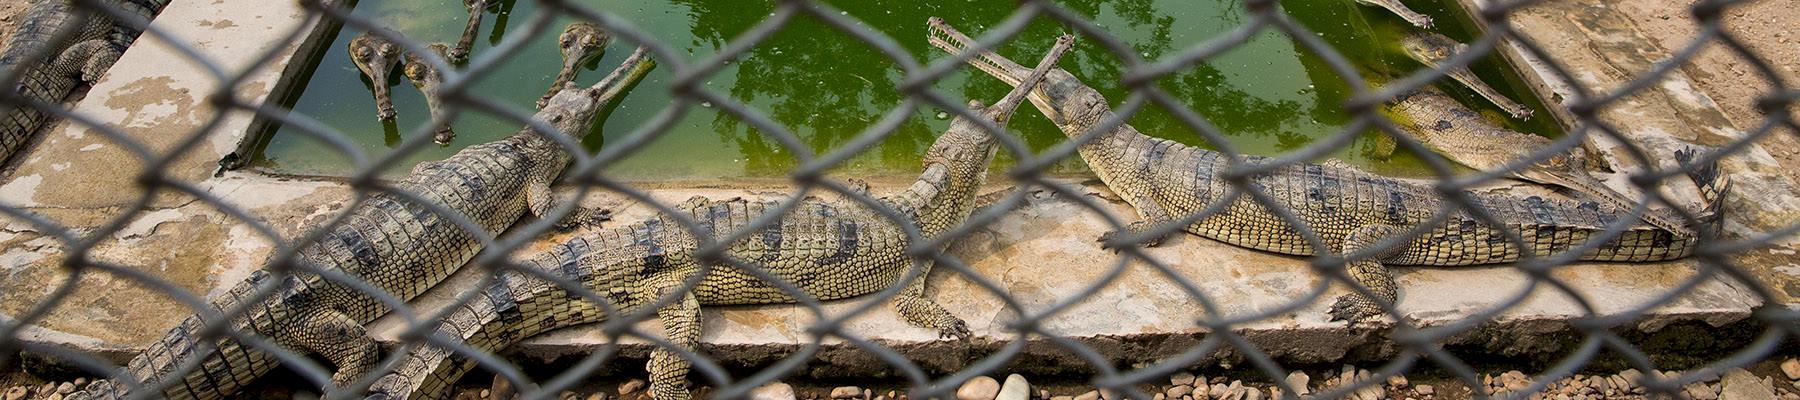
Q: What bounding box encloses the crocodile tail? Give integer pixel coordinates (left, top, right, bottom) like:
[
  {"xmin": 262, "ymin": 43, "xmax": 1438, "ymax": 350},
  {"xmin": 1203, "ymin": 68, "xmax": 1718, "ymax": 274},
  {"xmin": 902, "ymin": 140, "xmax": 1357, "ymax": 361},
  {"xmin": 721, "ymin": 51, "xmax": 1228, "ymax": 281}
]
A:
[
  {"xmin": 1674, "ymin": 147, "xmax": 1730, "ymax": 232},
  {"xmin": 67, "ymin": 270, "xmax": 285, "ymax": 400}
]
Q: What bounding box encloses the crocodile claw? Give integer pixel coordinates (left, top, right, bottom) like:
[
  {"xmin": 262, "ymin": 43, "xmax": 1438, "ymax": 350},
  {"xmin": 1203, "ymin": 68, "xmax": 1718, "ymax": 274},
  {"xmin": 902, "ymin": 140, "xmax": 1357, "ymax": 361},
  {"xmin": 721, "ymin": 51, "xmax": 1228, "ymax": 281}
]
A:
[
  {"xmin": 554, "ymin": 208, "xmax": 613, "ymax": 232},
  {"xmin": 1326, "ymin": 294, "xmax": 1381, "ymax": 326},
  {"xmin": 1097, "ymin": 225, "xmax": 1165, "ymax": 253},
  {"xmin": 940, "ymin": 320, "xmax": 972, "ymax": 342}
]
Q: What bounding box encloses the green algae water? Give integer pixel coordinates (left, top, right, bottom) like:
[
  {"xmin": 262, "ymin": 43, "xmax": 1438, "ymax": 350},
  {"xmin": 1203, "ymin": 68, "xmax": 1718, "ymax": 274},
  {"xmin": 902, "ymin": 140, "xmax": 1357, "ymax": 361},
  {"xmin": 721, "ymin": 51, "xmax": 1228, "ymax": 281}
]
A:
[{"xmin": 251, "ymin": 0, "xmax": 1559, "ymax": 180}]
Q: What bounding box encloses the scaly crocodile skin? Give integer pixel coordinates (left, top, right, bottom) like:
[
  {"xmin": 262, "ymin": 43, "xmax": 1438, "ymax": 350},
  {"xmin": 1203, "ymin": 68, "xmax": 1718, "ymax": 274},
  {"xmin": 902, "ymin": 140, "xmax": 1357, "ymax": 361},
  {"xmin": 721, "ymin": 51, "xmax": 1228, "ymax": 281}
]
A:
[
  {"xmin": 1353, "ymin": 0, "xmax": 1433, "ymax": 29},
  {"xmin": 0, "ymin": 0, "xmax": 169, "ymax": 164},
  {"xmin": 349, "ymin": 32, "xmax": 402, "ymax": 122},
  {"xmin": 1386, "ymin": 86, "xmax": 1700, "ymax": 237},
  {"xmin": 362, "ymin": 35, "xmax": 1077, "ymax": 400},
  {"xmin": 929, "ymin": 19, "xmax": 1726, "ymax": 323},
  {"xmin": 451, "ymin": 0, "xmax": 492, "ymax": 62},
  {"xmin": 65, "ymin": 46, "xmax": 654, "ymax": 400},
  {"xmin": 1399, "ymin": 32, "xmax": 1533, "ymax": 120}
]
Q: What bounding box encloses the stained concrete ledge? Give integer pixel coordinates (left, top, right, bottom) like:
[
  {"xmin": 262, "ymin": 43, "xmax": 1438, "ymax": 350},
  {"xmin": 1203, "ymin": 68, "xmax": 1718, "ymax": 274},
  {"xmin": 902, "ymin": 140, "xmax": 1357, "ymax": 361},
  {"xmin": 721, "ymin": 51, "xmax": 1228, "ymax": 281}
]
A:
[{"xmin": 0, "ymin": 0, "xmax": 1793, "ymax": 381}]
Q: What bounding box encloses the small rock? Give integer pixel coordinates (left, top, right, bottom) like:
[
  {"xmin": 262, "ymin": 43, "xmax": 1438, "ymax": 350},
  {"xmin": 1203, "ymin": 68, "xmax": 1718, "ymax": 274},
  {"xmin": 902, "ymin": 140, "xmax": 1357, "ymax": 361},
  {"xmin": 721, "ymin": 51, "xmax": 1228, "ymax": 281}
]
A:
[
  {"xmin": 559, "ymin": 391, "xmax": 578, "ymax": 400},
  {"xmin": 1285, "ymin": 372, "xmax": 1310, "ymax": 396},
  {"xmin": 1099, "ymin": 388, "xmax": 1119, "ymax": 400},
  {"xmin": 489, "ymin": 375, "xmax": 516, "ymax": 400},
  {"xmin": 1685, "ymin": 383, "xmax": 1719, "ymax": 400},
  {"xmin": 832, "ymin": 386, "xmax": 864, "ymax": 399},
  {"xmin": 958, "ymin": 376, "xmax": 1000, "ymax": 400},
  {"xmin": 1619, "ymin": 370, "xmax": 1645, "ymax": 387},
  {"xmin": 750, "ymin": 383, "xmax": 796, "ymax": 400},
  {"xmin": 47, "ymin": 394, "xmax": 63, "ymax": 400},
  {"xmin": 997, "ymin": 375, "xmax": 1030, "ymax": 400},
  {"xmin": 1165, "ymin": 385, "xmax": 1193, "ymax": 399},
  {"xmin": 619, "ymin": 380, "xmax": 646, "ymax": 396},
  {"xmin": 71, "ymin": 379, "xmax": 85, "ymax": 388},
  {"xmin": 479, "ymin": 389, "xmax": 491, "ymax": 399},
  {"xmin": 1242, "ymin": 387, "xmax": 1261, "ymax": 400},
  {"xmin": 1052, "ymin": 397, "xmax": 1073, "ymax": 400},
  {"xmin": 1172, "ymin": 372, "xmax": 1197, "ymax": 387},
  {"xmin": 586, "ymin": 393, "xmax": 606, "ymax": 400},
  {"xmin": 1209, "ymin": 384, "xmax": 1229, "ymax": 399},
  {"xmin": 1501, "ymin": 371, "xmax": 1532, "ymax": 392},
  {"xmin": 1223, "ymin": 381, "xmax": 1244, "ymax": 400},
  {"xmin": 1783, "ymin": 359, "xmax": 1800, "ymax": 381},
  {"xmin": 3, "ymin": 386, "xmax": 27, "ymax": 400},
  {"xmin": 1415, "ymin": 384, "xmax": 1435, "ymax": 396},
  {"xmin": 1608, "ymin": 376, "xmax": 1629, "ymax": 394},
  {"xmin": 1039, "ymin": 390, "xmax": 1049, "ymax": 400},
  {"xmin": 1387, "ymin": 375, "xmax": 1408, "ymax": 388},
  {"xmin": 453, "ymin": 391, "xmax": 484, "ymax": 400},
  {"xmin": 1722, "ymin": 368, "xmax": 1778, "ymax": 400},
  {"xmin": 1074, "ymin": 390, "xmax": 1100, "ymax": 400}
]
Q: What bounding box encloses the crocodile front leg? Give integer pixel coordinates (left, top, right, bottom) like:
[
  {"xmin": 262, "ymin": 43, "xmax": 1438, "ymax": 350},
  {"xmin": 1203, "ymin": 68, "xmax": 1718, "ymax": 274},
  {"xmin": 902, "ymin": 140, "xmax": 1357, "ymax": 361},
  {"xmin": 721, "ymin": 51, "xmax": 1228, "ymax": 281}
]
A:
[
  {"xmin": 647, "ymin": 281, "xmax": 701, "ymax": 400},
  {"xmin": 53, "ymin": 39, "xmax": 120, "ymax": 83},
  {"xmin": 525, "ymin": 175, "xmax": 613, "ymax": 231},
  {"xmin": 892, "ymin": 261, "xmax": 971, "ymax": 341},
  {"xmin": 285, "ymin": 309, "xmax": 380, "ymax": 388},
  {"xmin": 1325, "ymin": 224, "xmax": 1404, "ymax": 324},
  {"xmin": 1097, "ymin": 196, "xmax": 1175, "ymax": 251}
]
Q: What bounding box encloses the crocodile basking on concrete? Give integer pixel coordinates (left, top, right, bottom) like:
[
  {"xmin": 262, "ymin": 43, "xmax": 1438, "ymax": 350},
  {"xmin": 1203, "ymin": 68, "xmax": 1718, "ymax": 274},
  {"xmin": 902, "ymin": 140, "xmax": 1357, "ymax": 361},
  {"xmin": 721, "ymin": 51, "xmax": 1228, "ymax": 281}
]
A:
[
  {"xmin": 350, "ymin": 31, "xmax": 403, "ymax": 122},
  {"xmin": 0, "ymin": 0, "xmax": 169, "ymax": 165},
  {"xmin": 64, "ymin": 47, "xmax": 653, "ymax": 400},
  {"xmin": 1399, "ymin": 31, "xmax": 1533, "ymax": 120},
  {"xmin": 361, "ymin": 35, "xmax": 1076, "ymax": 400},
  {"xmin": 1385, "ymin": 86, "xmax": 1700, "ymax": 236},
  {"xmin": 403, "ymin": 42, "xmax": 456, "ymax": 144},
  {"xmin": 929, "ymin": 18, "xmax": 1726, "ymax": 323},
  {"xmin": 536, "ymin": 22, "xmax": 610, "ymax": 109},
  {"xmin": 1353, "ymin": 0, "xmax": 1432, "ymax": 29}
]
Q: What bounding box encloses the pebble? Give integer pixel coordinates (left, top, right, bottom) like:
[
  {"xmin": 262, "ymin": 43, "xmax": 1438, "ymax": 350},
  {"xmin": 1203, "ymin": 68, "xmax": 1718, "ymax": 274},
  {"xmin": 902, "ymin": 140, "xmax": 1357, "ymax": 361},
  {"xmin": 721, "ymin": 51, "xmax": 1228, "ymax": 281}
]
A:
[
  {"xmin": 619, "ymin": 379, "xmax": 646, "ymax": 396},
  {"xmin": 1722, "ymin": 368, "xmax": 1779, "ymax": 400},
  {"xmin": 997, "ymin": 375, "xmax": 1030, "ymax": 400},
  {"xmin": 1415, "ymin": 384, "xmax": 1435, "ymax": 396},
  {"xmin": 1607, "ymin": 375, "xmax": 1629, "ymax": 394},
  {"xmin": 2, "ymin": 387, "xmax": 26, "ymax": 400},
  {"xmin": 831, "ymin": 386, "xmax": 863, "ymax": 399},
  {"xmin": 1209, "ymin": 383, "xmax": 1229, "ymax": 399},
  {"xmin": 480, "ymin": 389, "xmax": 491, "ymax": 399},
  {"xmin": 749, "ymin": 382, "xmax": 796, "ymax": 400},
  {"xmin": 1171, "ymin": 372, "xmax": 1196, "ymax": 387},
  {"xmin": 1500, "ymin": 370, "xmax": 1531, "ymax": 392},
  {"xmin": 586, "ymin": 393, "xmax": 605, "ymax": 400},
  {"xmin": 1284, "ymin": 371, "xmax": 1309, "ymax": 395},
  {"xmin": 1686, "ymin": 383, "xmax": 1719, "ymax": 400},
  {"xmin": 1074, "ymin": 390, "xmax": 1100, "ymax": 400},
  {"xmin": 560, "ymin": 391, "xmax": 578, "ymax": 400},
  {"xmin": 1387, "ymin": 375, "xmax": 1408, "ymax": 388},
  {"xmin": 488, "ymin": 375, "xmax": 516, "ymax": 400},
  {"xmin": 1783, "ymin": 358, "xmax": 1800, "ymax": 381},
  {"xmin": 1165, "ymin": 385, "xmax": 1193, "ymax": 399},
  {"xmin": 1242, "ymin": 386, "xmax": 1261, "ymax": 400},
  {"xmin": 72, "ymin": 379, "xmax": 85, "ymax": 387},
  {"xmin": 46, "ymin": 394, "xmax": 63, "ymax": 400},
  {"xmin": 957, "ymin": 376, "xmax": 1000, "ymax": 400},
  {"xmin": 1223, "ymin": 381, "xmax": 1244, "ymax": 400},
  {"xmin": 54, "ymin": 382, "xmax": 75, "ymax": 395},
  {"xmin": 1619, "ymin": 370, "xmax": 1644, "ymax": 387}
]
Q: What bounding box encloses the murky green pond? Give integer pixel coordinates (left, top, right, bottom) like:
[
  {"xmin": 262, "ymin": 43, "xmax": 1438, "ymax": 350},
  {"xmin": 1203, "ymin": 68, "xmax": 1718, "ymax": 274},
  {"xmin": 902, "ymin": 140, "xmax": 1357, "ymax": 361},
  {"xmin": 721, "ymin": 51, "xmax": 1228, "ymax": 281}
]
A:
[{"xmin": 250, "ymin": 0, "xmax": 1558, "ymax": 180}]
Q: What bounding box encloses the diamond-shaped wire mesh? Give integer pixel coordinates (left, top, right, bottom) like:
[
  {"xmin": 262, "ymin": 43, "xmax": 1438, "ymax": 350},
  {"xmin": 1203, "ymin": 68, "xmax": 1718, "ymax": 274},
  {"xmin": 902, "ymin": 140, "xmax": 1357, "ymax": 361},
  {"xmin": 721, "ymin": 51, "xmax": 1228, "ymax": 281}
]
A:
[{"xmin": 0, "ymin": 0, "xmax": 1796, "ymax": 399}]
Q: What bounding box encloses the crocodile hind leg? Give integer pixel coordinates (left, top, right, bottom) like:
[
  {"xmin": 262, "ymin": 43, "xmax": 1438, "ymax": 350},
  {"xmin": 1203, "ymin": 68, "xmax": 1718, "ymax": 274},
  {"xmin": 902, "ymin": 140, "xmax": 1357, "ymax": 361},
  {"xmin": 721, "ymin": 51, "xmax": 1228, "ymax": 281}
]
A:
[
  {"xmin": 285, "ymin": 309, "xmax": 380, "ymax": 388},
  {"xmin": 52, "ymin": 39, "xmax": 121, "ymax": 83},
  {"xmin": 1325, "ymin": 224, "xmax": 1405, "ymax": 324},
  {"xmin": 892, "ymin": 261, "xmax": 972, "ymax": 340},
  {"xmin": 1097, "ymin": 197, "xmax": 1175, "ymax": 251},
  {"xmin": 647, "ymin": 282, "xmax": 701, "ymax": 400}
]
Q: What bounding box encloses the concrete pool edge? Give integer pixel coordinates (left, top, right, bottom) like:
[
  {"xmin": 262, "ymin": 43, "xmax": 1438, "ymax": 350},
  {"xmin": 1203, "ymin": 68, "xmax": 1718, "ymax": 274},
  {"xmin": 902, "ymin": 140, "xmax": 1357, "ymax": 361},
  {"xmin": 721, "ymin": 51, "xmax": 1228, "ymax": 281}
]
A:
[{"xmin": 0, "ymin": 0, "xmax": 1791, "ymax": 378}]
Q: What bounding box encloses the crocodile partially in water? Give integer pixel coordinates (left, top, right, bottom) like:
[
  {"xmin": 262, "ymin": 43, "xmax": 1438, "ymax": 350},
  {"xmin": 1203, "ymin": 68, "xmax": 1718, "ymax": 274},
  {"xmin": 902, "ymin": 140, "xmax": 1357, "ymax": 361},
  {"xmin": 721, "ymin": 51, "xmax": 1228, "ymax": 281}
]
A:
[
  {"xmin": 0, "ymin": 0, "xmax": 170, "ymax": 165},
  {"xmin": 1400, "ymin": 31, "xmax": 1534, "ymax": 120},
  {"xmin": 536, "ymin": 22, "xmax": 610, "ymax": 109},
  {"xmin": 929, "ymin": 18, "xmax": 1725, "ymax": 323},
  {"xmin": 349, "ymin": 31, "xmax": 402, "ymax": 122},
  {"xmin": 1353, "ymin": 0, "xmax": 1433, "ymax": 29},
  {"xmin": 451, "ymin": 0, "xmax": 495, "ymax": 62},
  {"xmin": 65, "ymin": 47, "xmax": 653, "ymax": 400},
  {"xmin": 402, "ymin": 42, "xmax": 455, "ymax": 144},
  {"xmin": 360, "ymin": 34, "xmax": 1076, "ymax": 400}
]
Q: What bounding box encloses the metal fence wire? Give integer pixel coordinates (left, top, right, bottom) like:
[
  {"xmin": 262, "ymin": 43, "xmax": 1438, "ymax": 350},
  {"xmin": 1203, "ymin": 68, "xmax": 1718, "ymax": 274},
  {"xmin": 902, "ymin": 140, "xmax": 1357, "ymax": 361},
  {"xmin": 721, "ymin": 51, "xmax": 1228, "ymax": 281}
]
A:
[{"xmin": 0, "ymin": 0, "xmax": 1796, "ymax": 399}]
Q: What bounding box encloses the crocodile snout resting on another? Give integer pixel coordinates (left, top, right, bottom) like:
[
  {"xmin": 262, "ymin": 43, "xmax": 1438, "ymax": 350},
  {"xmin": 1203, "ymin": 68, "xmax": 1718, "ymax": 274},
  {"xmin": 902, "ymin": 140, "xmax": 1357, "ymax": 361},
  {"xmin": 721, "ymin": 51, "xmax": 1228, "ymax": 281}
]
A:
[
  {"xmin": 350, "ymin": 31, "xmax": 403, "ymax": 121},
  {"xmin": 1400, "ymin": 32, "xmax": 1533, "ymax": 120},
  {"xmin": 1354, "ymin": 0, "xmax": 1433, "ymax": 29},
  {"xmin": 537, "ymin": 22, "xmax": 611, "ymax": 109},
  {"xmin": 930, "ymin": 18, "xmax": 1726, "ymax": 324},
  {"xmin": 404, "ymin": 43, "xmax": 456, "ymax": 144},
  {"xmin": 1386, "ymin": 86, "xmax": 1700, "ymax": 236},
  {"xmin": 64, "ymin": 46, "xmax": 652, "ymax": 400},
  {"xmin": 451, "ymin": 0, "xmax": 495, "ymax": 62},
  {"xmin": 363, "ymin": 34, "xmax": 1075, "ymax": 400}
]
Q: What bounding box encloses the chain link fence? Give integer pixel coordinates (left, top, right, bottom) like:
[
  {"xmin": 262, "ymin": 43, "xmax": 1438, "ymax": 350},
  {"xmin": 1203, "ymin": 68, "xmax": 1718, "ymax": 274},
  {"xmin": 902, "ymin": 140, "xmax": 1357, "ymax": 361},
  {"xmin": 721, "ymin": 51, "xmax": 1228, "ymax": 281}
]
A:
[{"xmin": 0, "ymin": 0, "xmax": 1797, "ymax": 399}]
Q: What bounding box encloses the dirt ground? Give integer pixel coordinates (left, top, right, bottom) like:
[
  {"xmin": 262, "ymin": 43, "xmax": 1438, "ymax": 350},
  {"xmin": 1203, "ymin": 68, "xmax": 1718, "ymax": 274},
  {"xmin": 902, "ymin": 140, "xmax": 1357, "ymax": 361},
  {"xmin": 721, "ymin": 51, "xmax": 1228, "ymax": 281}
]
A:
[
  {"xmin": 0, "ymin": 0, "xmax": 25, "ymax": 56},
  {"xmin": 1613, "ymin": 0, "xmax": 1800, "ymax": 185}
]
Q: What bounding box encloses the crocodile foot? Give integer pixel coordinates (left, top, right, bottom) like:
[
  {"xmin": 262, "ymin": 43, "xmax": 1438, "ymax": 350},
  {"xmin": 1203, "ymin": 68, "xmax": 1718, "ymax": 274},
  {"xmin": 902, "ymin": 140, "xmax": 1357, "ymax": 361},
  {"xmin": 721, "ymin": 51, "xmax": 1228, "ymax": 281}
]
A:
[
  {"xmin": 555, "ymin": 207, "xmax": 613, "ymax": 231},
  {"xmin": 1326, "ymin": 294, "xmax": 1383, "ymax": 326},
  {"xmin": 1097, "ymin": 222, "xmax": 1167, "ymax": 253},
  {"xmin": 939, "ymin": 320, "xmax": 972, "ymax": 342}
]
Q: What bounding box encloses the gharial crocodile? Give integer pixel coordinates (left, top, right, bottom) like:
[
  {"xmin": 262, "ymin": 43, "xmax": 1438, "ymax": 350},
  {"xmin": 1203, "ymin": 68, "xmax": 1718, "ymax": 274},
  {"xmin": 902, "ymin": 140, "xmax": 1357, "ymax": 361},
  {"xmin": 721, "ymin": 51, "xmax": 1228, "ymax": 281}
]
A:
[
  {"xmin": 1399, "ymin": 31, "xmax": 1533, "ymax": 120},
  {"xmin": 361, "ymin": 34, "xmax": 1077, "ymax": 400},
  {"xmin": 1385, "ymin": 86, "xmax": 1700, "ymax": 237},
  {"xmin": 350, "ymin": 31, "xmax": 403, "ymax": 122},
  {"xmin": 403, "ymin": 42, "xmax": 456, "ymax": 144},
  {"xmin": 0, "ymin": 0, "xmax": 170, "ymax": 165},
  {"xmin": 537, "ymin": 22, "xmax": 610, "ymax": 109},
  {"xmin": 1352, "ymin": 0, "xmax": 1432, "ymax": 29},
  {"xmin": 451, "ymin": 0, "xmax": 496, "ymax": 62},
  {"xmin": 929, "ymin": 18, "xmax": 1726, "ymax": 323},
  {"xmin": 65, "ymin": 47, "xmax": 654, "ymax": 400}
]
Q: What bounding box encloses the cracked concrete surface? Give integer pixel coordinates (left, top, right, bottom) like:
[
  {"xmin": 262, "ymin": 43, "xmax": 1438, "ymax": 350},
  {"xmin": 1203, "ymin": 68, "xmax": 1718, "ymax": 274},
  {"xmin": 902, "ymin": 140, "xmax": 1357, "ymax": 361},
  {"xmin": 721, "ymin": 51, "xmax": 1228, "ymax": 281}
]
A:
[{"xmin": 0, "ymin": 0, "xmax": 1793, "ymax": 379}]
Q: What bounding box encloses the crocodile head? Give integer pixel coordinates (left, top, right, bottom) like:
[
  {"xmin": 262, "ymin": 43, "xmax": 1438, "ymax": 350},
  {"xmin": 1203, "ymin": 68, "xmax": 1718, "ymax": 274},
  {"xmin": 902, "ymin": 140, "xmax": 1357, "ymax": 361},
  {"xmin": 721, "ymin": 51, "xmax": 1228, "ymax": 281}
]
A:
[
  {"xmin": 349, "ymin": 32, "xmax": 402, "ymax": 121},
  {"xmin": 1399, "ymin": 32, "xmax": 1464, "ymax": 67},
  {"xmin": 558, "ymin": 22, "xmax": 611, "ymax": 69},
  {"xmin": 926, "ymin": 18, "xmax": 1108, "ymax": 138},
  {"xmin": 532, "ymin": 47, "xmax": 655, "ymax": 143},
  {"xmin": 404, "ymin": 43, "xmax": 455, "ymax": 144}
]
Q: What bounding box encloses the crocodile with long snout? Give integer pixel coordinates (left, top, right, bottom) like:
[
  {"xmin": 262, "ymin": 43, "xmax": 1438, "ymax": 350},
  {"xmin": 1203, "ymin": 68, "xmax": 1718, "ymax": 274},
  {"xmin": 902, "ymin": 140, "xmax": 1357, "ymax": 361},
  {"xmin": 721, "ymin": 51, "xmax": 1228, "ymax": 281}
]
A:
[
  {"xmin": 929, "ymin": 18, "xmax": 1726, "ymax": 323},
  {"xmin": 537, "ymin": 22, "xmax": 610, "ymax": 109},
  {"xmin": 350, "ymin": 31, "xmax": 402, "ymax": 122},
  {"xmin": 403, "ymin": 42, "xmax": 456, "ymax": 144},
  {"xmin": 1399, "ymin": 31, "xmax": 1533, "ymax": 120}
]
